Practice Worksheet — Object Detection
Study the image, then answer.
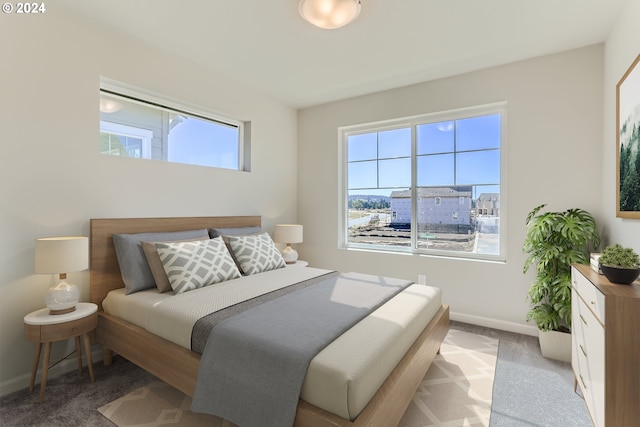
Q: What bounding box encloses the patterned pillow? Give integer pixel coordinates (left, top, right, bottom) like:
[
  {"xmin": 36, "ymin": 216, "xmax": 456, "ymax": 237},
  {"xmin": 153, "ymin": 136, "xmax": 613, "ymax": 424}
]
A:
[
  {"xmin": 154, "ymin": 237, "xmax": 241, "ymax": 294},
  {"xmin": 141, "ymin": 238, "xmax": 209, "ymax": 293},
  {"xmin": 227, "ymin": 232, "xmax": 286, "ymax": 275}
]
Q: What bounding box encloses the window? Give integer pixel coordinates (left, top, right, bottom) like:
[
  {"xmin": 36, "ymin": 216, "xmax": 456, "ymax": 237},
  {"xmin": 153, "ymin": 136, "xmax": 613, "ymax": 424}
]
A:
[
  {"xmin": 342, "ymin": 103, "xmax": 505, "ymax": 261},
  {"xmin": 99, "ymin": 80, "xmax": 249, "ymax": 171}
]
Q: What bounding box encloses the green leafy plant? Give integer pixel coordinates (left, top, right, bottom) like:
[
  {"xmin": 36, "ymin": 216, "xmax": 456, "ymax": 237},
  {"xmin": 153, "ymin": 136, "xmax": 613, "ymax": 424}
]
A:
[
  {"xmin": 599, "ymin": 244, "xmax": 640, "ymax": 269},
  {"xmin": 523, "ymin": 204, "xmax": 600, "ymax": 332}
]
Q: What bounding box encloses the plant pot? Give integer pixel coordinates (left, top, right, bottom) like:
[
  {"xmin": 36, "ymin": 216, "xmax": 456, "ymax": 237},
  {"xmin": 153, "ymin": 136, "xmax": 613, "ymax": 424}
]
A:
[
  {"xmin": 538, "ymin": 329, "xmax": 571, "ymax": 363},
  {"xmin": 600, "ymin": 264, "xmax": 640, "ymax": 285}
]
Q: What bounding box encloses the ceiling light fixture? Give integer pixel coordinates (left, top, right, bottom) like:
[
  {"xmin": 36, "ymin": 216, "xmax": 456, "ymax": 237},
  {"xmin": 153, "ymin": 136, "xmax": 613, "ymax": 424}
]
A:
[{"xmin": 298, "ymin": 0, "xmax": 361, "ymax": 30}]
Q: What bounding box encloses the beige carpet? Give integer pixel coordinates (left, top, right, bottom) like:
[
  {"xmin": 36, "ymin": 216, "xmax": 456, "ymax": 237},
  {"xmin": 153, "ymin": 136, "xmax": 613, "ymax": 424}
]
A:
[{"xmin": 98, "ymin": 329, "xmax": 498, "ymax": 427}]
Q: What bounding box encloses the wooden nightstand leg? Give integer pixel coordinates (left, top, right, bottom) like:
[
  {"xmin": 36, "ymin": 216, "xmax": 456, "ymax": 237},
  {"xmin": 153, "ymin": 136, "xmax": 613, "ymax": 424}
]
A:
[
  {"xmin": 103, "ymin": 347, "xmax": 113, "ymax": 366},
  {"xmin": 39, "ymin": 342, "xmax": 51, "ymax": 403},
  {"xmin": 29, "ymin": 342, "xmax": 42, "ymax": 392},
  {"xmin": 75, "ymin": 336, "xmax": 83, "ymax": 373},
  {"xmin": 83, "ymin": 333, "xmax": 95, "ymax": 383}
]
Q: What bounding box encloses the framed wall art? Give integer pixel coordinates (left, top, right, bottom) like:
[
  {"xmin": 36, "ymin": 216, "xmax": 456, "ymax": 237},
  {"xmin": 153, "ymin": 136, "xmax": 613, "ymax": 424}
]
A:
[{"xmin": 617, "ymin": 53, "xmax": 640, "ymax": 218}]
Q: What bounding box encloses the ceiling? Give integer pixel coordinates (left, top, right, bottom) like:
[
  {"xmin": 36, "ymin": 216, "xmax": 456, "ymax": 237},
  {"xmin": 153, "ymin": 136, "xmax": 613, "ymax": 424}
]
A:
[{"xmin": 59, "ymin": 0, "xmax": 626, "ymax": 108}]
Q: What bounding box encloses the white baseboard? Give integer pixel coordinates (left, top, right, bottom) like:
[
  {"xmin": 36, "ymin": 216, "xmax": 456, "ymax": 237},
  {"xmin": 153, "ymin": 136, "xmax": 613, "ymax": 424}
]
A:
[
  {"xmin": 0, "ymin": 348, "xmax": 103, "ymax": 398},
  {"xmin": 450, "ymin": 311, "xmax": 539, "ymax": 337}
]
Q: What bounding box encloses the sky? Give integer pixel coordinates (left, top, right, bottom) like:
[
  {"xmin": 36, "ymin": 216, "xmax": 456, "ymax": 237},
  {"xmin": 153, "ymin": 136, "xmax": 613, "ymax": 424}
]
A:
[{"xmin": 347, "ymin": 114, "xmax": 501, "ymax": 197}]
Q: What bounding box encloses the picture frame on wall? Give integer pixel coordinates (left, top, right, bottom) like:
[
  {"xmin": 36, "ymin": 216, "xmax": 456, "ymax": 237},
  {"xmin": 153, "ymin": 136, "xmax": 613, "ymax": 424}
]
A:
[{"xmin": 616, "ymin": 53, "xmax": 640, "ymax": 218}]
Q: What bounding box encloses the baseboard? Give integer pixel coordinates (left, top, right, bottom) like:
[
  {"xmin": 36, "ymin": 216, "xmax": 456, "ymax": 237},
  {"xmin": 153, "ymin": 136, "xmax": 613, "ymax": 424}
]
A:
[
  {"xmin": 0, "ymin": 348, "xmax": 103, "ymax": 398},
  {"xmin": 450, "ymin": 311, "xmax": 539, "ymax": 337}
]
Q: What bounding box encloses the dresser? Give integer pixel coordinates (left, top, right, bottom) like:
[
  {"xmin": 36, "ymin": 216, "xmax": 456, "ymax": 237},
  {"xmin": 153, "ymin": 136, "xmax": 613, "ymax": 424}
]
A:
[{"xmin": 571, "ymin": 264, "xmax": 640, "ymax": 427}]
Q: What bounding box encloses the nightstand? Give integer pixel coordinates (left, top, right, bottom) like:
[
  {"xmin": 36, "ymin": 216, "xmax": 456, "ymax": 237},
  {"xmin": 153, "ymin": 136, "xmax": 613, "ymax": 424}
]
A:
[
  {"xmin": 286, "ymin": 260, "xmax": 309, "ymax": 267},
  {"xmin": 24, "ymin": 302, "xmax": 97, "ymax": 402}
]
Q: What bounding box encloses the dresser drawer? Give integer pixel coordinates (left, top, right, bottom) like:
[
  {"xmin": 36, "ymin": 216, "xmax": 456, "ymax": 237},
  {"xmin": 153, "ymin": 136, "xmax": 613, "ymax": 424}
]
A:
[
  {"xmin": 572, "ymin": 288, "xmax": 605, "ymax": 427},
  {"xmin": 572, "ymin": 267, "xmax": 605, "ymax": 325}
]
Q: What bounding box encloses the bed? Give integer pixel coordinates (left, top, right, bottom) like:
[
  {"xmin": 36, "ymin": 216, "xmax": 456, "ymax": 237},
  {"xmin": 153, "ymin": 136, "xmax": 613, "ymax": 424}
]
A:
[{"xmin": 90, "ymin": 216, "xmax": 449, "ymax": 426}]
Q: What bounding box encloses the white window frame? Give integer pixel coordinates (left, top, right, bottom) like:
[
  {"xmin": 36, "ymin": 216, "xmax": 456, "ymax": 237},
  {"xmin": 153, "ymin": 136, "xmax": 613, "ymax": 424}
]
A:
[
  {"xmin": 339, "ymin": 102, "xmax": 507, "ymax": 262},
  {"xmin": 99, "ymin": 121, "xmax": 153, "ymax": 158}
]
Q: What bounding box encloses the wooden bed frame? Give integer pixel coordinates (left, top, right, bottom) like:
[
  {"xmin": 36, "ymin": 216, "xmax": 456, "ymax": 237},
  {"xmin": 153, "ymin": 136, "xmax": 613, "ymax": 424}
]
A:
[{"xmin": 89, "ymin": 216, "xmax": 450, "ymax": 427}]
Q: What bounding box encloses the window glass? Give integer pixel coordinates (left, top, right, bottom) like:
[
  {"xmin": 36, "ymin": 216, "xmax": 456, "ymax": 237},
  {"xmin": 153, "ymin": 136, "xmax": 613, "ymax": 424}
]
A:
[
  {"xmin": 379, "ymin": 128, "xmax": 411, "ymax": 158},
  {"xmin": 99, "ymin": 87, "xmax": 246, "ymax": 171},
  {"xmin": 417, "ymin": 121, "xmax": 454, "ymax": 154},
  {"xmin": 348, "ymin": 133, "xmax": 377, "ymax": 161},
  {"xmin": 343, "ymin": 104, "xmax": 505, "ymax": 261}
]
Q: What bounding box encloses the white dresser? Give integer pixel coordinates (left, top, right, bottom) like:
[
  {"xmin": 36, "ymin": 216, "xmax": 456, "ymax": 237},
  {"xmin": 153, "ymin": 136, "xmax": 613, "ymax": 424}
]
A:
[{"xmin": 571, "ymin": 264, "xmax": 640, "ymax": 427}]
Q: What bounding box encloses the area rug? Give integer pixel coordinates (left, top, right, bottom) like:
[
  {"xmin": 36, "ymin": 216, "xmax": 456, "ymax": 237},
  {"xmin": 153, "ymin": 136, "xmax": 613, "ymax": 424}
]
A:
[
  {"xmin": 399, "ymin": 329, "xmax": 499, "ymax": 426},
  {"xmin": 98, "ymin": 329, "xmax": 498, "ymax": 427}
]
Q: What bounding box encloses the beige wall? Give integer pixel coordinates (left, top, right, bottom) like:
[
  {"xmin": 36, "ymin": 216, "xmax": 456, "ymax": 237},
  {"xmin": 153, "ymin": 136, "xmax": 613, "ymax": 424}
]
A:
[
  {"xmin": 603, "ymin": 0, "xmax": 640, "ymax": 248},
  {"xmin": 0, "ymin": 8, "xmax": 298, "ymax": 394},
  {"xmin": 297, "ymin": 45, "xmax": 604, "ymax": 334}
]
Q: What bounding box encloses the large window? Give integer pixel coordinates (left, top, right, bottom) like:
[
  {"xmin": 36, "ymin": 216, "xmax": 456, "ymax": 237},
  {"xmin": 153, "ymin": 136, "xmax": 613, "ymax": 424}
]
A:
[
  {"xmin": 342, "ymin": 103, "xmax": 505, "ymax": 261},
  {"xmin": 99, "ymin": 80, "xmax": 249, "ymax": 171}
]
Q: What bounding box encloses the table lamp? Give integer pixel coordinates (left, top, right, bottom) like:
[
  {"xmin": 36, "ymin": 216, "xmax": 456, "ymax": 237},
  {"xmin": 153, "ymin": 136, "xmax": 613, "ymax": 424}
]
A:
[
  {"xmin": 273, "ymin": 224, "xmax": 303, "ymax": 264},
  {"xmin": 35, "ymin": 236, "xmax": 89, "ymax": 315}
]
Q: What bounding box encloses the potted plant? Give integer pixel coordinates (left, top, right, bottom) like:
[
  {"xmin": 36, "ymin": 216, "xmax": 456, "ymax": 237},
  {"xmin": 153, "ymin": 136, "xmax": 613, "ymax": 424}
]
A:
[
  {"xmin": 523, "ymin": 204, "xmax": 600, "ymax": 362},
  {"xmin": 598, "ymin": 244, "xmax": 640, "ymax": 284}
]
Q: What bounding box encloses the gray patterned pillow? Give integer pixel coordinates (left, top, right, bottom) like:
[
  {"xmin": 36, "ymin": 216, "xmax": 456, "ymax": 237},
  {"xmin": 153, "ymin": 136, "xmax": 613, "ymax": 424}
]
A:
[
  {"xmin": 227, "ymin": 232, "xmax": 286, "ymax": 275},
  {"xmin": 155, "ymin": 237, "xmax": 241, "ymax": 294}
]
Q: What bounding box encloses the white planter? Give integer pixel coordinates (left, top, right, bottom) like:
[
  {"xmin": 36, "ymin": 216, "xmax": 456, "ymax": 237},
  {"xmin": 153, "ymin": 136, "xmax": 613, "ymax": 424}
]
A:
[{"xmin": 538, "ymin": 330, "xmax": 572, "ymax": 363}]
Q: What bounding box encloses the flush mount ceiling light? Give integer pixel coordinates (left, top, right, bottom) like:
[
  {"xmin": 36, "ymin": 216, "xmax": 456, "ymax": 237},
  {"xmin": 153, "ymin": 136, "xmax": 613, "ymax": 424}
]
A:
[{"xmin": 299, "ymin": 0, "xmax": 361, "ymax": 29}]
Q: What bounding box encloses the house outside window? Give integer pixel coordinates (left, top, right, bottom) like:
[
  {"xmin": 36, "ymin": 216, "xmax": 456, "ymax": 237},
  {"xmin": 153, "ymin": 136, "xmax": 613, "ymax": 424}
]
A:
[{"xmin": 342, "ymin": 102, "xmax": 506, "ymax": 261}]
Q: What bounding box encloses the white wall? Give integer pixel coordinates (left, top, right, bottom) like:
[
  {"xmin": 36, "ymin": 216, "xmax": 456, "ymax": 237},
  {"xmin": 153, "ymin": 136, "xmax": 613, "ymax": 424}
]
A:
[
  {"xmin": 603, "ymin": 0, "xmax": 640, "ymax": 248},
  {"xmin": 297, "ymin": 45, "xmax": 604, "ymax": 334},
  {"xmin": 0, "ymin": 8, "xmax": 298, "ymax": 394}
]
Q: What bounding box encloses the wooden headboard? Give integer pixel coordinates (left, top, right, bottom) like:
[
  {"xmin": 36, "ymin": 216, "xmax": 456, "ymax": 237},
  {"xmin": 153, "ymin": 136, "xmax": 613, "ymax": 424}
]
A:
[{"xmin": 89, "ymin": 216, "xmax": 261, "ymax": 309}]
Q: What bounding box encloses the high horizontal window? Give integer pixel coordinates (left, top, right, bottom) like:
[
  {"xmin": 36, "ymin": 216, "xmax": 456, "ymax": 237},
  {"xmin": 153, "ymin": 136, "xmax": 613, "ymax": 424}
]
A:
[
  {"xmin": 342, "ymin": 103, "xmax": 506, "ymax": 261},
  {"xmin": 99, "ymin": 81, "xmax": 249, "ymax": 171}
]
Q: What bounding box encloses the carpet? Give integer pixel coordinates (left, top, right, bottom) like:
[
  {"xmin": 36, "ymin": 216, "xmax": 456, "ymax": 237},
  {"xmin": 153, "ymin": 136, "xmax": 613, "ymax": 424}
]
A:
[{"xmin": 98, "ymin": 329, "xmax": 498, "ymax": 427}]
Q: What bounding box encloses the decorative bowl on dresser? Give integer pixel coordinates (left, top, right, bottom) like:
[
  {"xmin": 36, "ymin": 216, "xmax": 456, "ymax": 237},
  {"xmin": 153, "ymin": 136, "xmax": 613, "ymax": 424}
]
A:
[{"xmin": 571, "ymin": 264, "xmax": 640, "ymax": 427}]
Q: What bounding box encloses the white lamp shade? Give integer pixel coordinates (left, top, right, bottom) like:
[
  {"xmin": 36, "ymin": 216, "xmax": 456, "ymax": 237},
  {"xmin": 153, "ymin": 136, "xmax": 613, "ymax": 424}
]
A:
[
  {"xmin": 35, "ymin": 236, "xmax": 88, "ymax": 314},
  {"xmin": 35, "ymin": 236, "xmax": 89, "ymax": 274},
  {"xmin": 273, "ymin": 225, "xmax": 303, "ymax": 245},
  {"xmin": 299, "ymin": 0, "xmax": 361, "ymax": 29}
]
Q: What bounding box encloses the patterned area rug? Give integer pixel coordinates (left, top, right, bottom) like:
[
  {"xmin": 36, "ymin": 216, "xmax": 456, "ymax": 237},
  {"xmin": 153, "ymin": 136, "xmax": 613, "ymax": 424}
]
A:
[
  {"xmin": 98, "ymin": 330, "xmax": 498, "ymax": 427},
  {"xmin": 399, "ymin": 329, "xmax": 498, "ymax": 426}
]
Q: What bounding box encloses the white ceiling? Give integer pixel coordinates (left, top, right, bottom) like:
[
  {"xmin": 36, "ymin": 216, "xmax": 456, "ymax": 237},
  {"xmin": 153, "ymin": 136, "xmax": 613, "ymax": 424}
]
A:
[{"xmin": 59, "ymin": 0, "xmax": 626, "ymax": 108}]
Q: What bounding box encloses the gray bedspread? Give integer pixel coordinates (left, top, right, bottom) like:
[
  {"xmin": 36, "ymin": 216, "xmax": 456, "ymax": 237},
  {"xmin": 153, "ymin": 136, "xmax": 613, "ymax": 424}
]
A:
[
  {"xmin": 190, "ymin": 271, "xmax": 336, "ymax": 354},
  {"xmin": 191, "ymin": 272, "xmax": 413, "ymax": 427}
]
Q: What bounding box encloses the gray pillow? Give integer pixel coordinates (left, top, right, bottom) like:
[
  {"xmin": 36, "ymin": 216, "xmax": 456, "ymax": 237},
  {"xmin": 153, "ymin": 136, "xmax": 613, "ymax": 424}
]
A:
[
  {"xmin": 113, "ymin": 228, "xmax": 210, "ymax": 294},
  {"xmin": 209, "ymin": 226, "xmax": 262, "ymax": 238}
]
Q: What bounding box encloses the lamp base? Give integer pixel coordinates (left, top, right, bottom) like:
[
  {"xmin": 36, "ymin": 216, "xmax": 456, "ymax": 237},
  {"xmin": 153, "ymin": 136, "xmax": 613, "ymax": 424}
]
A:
[
  {"xmin": 49, "ymin": 307, "xmax": 76, "ymax": 315},
  {"xmin": 281, "ymin": 246, "xmax": 299, "ymax": 264},
  {"xmin": 46, "ymin": 281, "xmax": 80, "ymax": 315}
]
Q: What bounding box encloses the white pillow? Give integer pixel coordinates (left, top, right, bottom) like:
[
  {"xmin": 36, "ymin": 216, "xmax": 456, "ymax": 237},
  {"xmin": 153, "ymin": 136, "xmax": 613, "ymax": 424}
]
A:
[
  {"xmin": 155, "ymin": 237, "xmax": 241, "ymax": 294},
  {"xmin": 227, "ymin": 232, "xmax": 286, "ymax": 275}
]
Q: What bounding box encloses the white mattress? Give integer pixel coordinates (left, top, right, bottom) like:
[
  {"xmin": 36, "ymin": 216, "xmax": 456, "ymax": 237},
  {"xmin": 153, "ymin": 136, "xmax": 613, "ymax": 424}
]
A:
[{"xmin": 103, "ymin": 267, "xmax": 442, "ymax": 420}]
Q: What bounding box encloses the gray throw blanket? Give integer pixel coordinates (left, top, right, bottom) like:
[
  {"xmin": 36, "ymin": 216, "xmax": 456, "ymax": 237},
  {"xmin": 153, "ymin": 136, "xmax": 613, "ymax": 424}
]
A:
[{"xmin": 191, "ymin": 272, "xmax": 412, "ymax": 427}]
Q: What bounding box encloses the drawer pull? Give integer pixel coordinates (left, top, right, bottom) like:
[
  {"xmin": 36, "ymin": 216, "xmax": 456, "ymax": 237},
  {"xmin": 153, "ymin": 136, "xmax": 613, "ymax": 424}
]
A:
[
  {"xmin": 72, "ymin": 327, "xmax": 78, "ymax": 332},
  {"xmin": 590, "ymin": 300, "xmax": 596, "ymax": 306},
  {"xmin": 579, "ymin": 374, "xmax": 587, "ymax": 389},
  {"xmin": 579, "ymin": 344, "xmax": 587, "ymax": 358},
  {"xmin": 579, "ymin": 314, "xmax": 587, "ymax": 326}
]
